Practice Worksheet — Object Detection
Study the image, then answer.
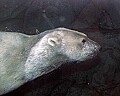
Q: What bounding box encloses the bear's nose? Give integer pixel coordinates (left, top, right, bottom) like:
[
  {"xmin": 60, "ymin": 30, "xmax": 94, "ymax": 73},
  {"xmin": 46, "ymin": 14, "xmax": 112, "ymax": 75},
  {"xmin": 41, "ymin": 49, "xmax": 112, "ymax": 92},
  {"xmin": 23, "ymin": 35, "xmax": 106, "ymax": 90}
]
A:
[
  {"xmin": 95, "ymin": 44, "xmax": 101, "ymax": 52},
  {"xmin": 99, "ymin": 46, "xmax": 102, "ymax": 51}
]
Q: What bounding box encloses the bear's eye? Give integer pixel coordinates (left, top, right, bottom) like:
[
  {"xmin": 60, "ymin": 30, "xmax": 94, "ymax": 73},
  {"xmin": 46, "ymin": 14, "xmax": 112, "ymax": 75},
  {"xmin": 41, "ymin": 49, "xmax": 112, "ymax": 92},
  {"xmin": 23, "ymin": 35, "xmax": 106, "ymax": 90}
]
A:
[{"xmin": 82, "ymin": 39, "xmax": 86, "ymax": 44}]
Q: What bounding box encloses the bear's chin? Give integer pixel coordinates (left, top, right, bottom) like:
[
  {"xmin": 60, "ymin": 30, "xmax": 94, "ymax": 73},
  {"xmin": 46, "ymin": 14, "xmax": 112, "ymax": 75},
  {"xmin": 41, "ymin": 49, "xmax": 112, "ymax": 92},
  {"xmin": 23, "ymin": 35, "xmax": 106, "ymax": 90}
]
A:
[{"xmin": 56, "ymin": 51, "xmax": 100, "ymax": 74}]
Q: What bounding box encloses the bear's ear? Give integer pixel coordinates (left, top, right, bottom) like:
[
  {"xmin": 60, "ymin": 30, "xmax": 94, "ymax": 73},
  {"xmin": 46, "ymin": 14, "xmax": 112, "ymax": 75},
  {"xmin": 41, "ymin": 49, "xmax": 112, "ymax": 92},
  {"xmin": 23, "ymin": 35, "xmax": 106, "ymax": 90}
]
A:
[{"xmin": 48, "ymin": 37, "xmax": 59, "ymax": 47}]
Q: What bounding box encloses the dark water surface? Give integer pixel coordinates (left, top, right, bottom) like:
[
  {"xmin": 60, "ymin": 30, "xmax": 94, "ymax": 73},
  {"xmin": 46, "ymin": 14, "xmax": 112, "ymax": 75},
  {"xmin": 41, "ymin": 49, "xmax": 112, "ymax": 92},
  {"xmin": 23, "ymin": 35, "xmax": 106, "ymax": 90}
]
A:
[{"xmin": 0, "ymin": 0, "xmax": 120, "ymax": 96}]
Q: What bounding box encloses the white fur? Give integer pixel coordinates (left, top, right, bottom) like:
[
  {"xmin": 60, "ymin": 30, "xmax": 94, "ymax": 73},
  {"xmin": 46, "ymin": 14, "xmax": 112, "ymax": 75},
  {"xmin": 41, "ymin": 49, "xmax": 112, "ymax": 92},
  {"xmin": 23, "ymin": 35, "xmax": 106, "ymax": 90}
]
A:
[{"xmin": 0, "ymin": 28, "xmax": 100, "ymax": 95}]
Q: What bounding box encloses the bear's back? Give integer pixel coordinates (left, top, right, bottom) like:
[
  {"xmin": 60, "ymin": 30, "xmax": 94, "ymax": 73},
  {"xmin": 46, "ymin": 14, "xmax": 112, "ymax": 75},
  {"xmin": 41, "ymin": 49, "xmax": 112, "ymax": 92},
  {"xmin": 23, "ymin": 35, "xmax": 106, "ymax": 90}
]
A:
[{"xmin": 0, "ymin": 32, "xmax": 27, "ymax": 95}]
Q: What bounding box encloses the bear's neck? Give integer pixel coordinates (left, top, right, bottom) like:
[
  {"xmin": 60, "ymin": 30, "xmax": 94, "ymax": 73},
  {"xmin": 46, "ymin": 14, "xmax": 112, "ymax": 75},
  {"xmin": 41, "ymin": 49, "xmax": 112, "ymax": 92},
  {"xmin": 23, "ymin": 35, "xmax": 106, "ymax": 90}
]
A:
[{"xmin": 24, "ymin": 38, "xmax": 64, "ymax": 81}]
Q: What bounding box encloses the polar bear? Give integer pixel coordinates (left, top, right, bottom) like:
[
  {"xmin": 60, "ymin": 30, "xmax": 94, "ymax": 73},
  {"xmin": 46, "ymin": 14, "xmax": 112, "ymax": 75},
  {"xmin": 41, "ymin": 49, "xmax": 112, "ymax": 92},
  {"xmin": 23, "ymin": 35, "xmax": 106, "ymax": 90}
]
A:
[{"xmin": 0, "ymin": 28, "xmax": 100, "ymax": 95}]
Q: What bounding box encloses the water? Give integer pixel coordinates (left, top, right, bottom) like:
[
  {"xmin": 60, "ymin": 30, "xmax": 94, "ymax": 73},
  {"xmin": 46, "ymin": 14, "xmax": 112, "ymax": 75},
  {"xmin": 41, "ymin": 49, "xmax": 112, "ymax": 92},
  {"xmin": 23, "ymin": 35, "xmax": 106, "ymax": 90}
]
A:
[{"xmin": 0, "ymin": 0, "xmax": 120, "ymax": 96}]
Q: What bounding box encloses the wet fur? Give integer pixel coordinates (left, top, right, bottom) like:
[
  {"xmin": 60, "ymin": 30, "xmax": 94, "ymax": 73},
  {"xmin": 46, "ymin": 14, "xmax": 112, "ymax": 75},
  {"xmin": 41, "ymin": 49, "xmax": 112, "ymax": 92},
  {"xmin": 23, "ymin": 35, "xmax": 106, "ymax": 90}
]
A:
[{"xmin": 0, "ymin": 28, "xmax": 100, "ymax": 95}]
